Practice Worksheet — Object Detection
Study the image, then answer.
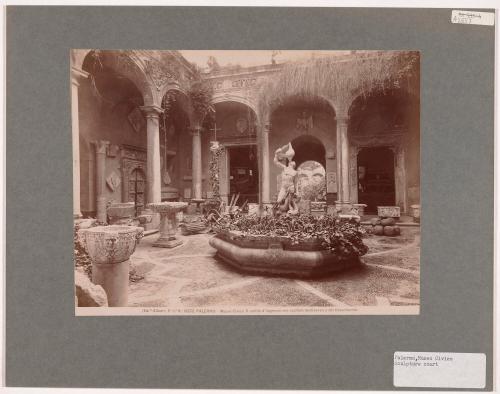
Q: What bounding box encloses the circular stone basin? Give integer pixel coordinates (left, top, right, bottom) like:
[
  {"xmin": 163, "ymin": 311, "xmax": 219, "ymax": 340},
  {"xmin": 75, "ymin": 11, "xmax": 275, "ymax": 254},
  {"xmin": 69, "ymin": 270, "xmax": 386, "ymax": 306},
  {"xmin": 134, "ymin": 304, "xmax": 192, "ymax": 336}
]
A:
[
  {"xmin": 209, "ymin": 230, "xmax": 360, "ymax": 278},
  {"xmin": 147, "ymin": 202, "xmax": 188, "ymax": 213},
  {"xmin": 79, "ymin": 225, "xmax": 144, "ymax": 264}
]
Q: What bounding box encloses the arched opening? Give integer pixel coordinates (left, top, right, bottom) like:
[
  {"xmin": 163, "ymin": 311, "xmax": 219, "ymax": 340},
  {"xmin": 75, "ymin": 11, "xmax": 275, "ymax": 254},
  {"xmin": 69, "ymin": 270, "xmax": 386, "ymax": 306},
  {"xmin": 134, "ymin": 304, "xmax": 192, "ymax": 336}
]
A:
[
  {"xmin": 79, "ymin": 51, "xmax": 149, "ymax": 216},
  {"xmin": 213, "ymin": 101, "xmax": 259, "ymax": 203},
  {"xmin": 290, "ymin": 135, "xmax": 326, "ymax": 169},
  {"xmin": 348, "ymin": 87, "xmax": 419, "ymax": 213},
  {"xmin": 357, "ymin": 147, "xmax": 395, "ymax": 213},
  {"xmin": 296, "ymin": 160, "xmax": 326, "ymax": 202},
  {"xmin": 267, "ymin": 95, "xmax": 335, "ymax": 204},
  {"xmin": 82, "ymin": 51, "xmax": 145, "ymax": 110}
]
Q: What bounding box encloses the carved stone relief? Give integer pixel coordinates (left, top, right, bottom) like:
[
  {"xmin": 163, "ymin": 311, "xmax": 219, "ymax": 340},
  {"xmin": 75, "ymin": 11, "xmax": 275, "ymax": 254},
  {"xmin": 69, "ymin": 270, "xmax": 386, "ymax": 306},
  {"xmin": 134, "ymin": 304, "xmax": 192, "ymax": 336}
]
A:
[
  {"xmin": 144, "ymin": 59, "xmax": 180, "ymax": 91},
  {"xmin": 121, "ymin": 145, "xmax": 148, "ymax": 205}
]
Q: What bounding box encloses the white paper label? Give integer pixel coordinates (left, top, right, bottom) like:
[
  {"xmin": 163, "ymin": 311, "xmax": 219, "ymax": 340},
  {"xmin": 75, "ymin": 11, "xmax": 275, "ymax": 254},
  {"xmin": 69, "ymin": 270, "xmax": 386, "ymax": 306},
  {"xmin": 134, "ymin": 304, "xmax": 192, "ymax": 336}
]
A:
[
  {"xmin": 394, "ymin": 352, "xmax": 486, "ymax": 388},
  {"xmin": 451, "ymin": 10, "xmax": 495, "ymax": 26}
]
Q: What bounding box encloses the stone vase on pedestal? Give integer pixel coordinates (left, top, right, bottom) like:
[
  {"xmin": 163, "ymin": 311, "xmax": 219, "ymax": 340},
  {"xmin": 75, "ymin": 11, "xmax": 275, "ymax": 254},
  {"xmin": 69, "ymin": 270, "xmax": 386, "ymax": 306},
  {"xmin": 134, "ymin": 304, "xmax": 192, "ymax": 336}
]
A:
[
  {"xmin": 78, "ymin": 225, "xmax": 143, "ymax": 307},
  {"xmin": 107, "ymin": 202, "xmax": 136, "ymax": 225},
  {"xmin": 147, "ymin": 202, "xmax": 188, "ymax": 248}
]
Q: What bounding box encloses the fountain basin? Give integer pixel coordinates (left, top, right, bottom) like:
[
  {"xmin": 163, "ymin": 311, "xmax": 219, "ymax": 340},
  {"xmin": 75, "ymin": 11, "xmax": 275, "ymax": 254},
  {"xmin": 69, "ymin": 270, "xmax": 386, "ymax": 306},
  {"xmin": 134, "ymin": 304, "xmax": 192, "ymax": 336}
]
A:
[
  {"xmin": 78, "ymin": 225, "xmax": 143, "ymax": 264},
  {"xmin": 147, "ymin": 202, "xmax": 188, "ymax": 248},
  {"xmin": 209, "ymin": 230, "xmax": 360, "ymax": 278}
]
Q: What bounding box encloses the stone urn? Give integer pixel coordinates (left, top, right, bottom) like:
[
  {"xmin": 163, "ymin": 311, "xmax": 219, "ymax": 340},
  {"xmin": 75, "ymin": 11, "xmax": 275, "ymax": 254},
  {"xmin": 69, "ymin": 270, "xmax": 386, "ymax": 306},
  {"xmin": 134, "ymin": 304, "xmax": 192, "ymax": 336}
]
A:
[
  {"xmin": 410, "ymin": 204, "xmax": 420, "ymax": 223},
  {"xmin": 107, "ymin": 202, "xmax": 136, "ymax": 225},
  {"xmin": 78, "ymin": 225, "xmax": 143, "ymax": 307},
  {"xmin": 147, "ymin": 202, "xmax": 188, "ymax": 248}
]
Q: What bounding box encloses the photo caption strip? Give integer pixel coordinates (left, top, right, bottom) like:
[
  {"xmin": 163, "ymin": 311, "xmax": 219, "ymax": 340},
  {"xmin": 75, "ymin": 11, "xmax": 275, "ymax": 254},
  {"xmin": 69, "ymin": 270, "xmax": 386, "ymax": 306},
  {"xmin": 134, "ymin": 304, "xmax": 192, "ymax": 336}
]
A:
[
  {"xmin": 451, "ymin": 10, "xmax": 494, "ymax": 26},
  {"xmin": 394, "ymin": 352, "xmax": 486, "ymax": 388}
]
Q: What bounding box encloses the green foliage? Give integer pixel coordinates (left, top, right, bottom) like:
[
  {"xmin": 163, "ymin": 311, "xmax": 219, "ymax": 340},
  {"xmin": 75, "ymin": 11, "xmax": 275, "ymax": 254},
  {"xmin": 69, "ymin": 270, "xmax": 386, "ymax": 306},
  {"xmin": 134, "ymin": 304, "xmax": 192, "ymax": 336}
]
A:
[
  {"xmin": 74, "ymin": 223, "xmax": 93, "ymax": 279},
  {"xmin": 212, "ymin": 213, "xmax": 368, "ymax": 258},
  {"xmin": 209, "ymin": 145, "xmax": 224, "ymax": 200},
  {"xmin": 187, "ymin": 80, "xmax": 214, "ymax": 125}
]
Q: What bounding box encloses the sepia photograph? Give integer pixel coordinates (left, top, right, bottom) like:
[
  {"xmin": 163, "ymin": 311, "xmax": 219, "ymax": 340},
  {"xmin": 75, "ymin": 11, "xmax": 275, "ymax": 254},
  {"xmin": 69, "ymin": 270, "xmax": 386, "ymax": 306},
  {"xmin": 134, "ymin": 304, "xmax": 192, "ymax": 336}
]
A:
[{"xmin": 72, "ymin": 49, "xmax": 420, "ymax": 315}]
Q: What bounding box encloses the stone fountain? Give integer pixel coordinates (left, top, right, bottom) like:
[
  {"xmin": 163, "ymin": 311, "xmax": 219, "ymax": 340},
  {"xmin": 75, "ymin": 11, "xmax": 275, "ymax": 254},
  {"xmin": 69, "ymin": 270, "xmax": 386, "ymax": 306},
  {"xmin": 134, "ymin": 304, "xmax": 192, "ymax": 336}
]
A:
[
  {"xmin": 147, "ymin": 202, "xmax": 188, "ymax": 248},
  {"xmin": 78, "ymin": 225, "xmax": 143, "ymax": 307}
]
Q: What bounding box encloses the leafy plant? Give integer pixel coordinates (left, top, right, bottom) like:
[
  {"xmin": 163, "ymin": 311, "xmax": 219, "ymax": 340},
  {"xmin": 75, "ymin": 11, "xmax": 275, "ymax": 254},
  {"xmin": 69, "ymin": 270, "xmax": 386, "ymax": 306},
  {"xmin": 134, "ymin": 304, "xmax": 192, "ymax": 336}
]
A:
[
  {"xmin": 212, "ymin": 213, "xmax": 368, "ymax": 259},
  {"xmin": 187, "ymin": 69, "xmax": 214, "ymax": 126},
  {"xmin": 209, "ymin": 145, "xmax": 224, "ymax": 200}
]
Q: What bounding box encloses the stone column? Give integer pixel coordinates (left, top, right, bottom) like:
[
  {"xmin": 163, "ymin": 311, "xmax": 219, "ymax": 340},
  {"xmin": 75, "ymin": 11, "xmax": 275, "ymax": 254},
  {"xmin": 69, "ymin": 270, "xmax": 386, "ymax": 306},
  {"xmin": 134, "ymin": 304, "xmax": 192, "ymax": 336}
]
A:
[
  {"xmin": 261, "ymin": 122, "xmax": 271, "ymax": 203},
  {"xmin": 336, "ymin": 115, "xmax": 351, "ymax": 211},
  {"xmin": 71, "ymin": 67, "xmax": 89, "ymax": 218},
  {"xmin": 191, "ymin": 126, "xmax": 203, "ymax": 200},
  {"xmin": 140, "ymin": 105, "xmax": 163, "ymax": 205},
  {"xmin": 93, "ymin": 140, "xmax": 110, "ymax": 223}
]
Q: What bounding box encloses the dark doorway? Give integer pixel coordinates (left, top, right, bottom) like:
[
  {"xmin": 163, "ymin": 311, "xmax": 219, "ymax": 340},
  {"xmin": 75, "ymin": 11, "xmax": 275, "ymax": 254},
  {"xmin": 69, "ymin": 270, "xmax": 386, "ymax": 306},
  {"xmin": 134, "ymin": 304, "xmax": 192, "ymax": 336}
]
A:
[
  {"xmin": 228, "ymin": 145, "xmax": 259, "ymax": 204},
  {"xmin": 357, "ymin": 147, "xmax": 395, "ymax": 213},
  {"xmin": 129, "ymin": 168, "xmax": 146, "ymax": 216}
]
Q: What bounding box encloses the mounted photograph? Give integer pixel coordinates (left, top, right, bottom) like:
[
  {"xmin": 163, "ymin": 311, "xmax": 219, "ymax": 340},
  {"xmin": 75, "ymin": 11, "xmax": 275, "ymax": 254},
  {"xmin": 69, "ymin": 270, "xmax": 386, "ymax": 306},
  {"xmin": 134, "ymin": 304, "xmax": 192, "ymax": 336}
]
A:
[{"xmin": 71, "ymin": 49, "xmax": 420, "ymax": 315}]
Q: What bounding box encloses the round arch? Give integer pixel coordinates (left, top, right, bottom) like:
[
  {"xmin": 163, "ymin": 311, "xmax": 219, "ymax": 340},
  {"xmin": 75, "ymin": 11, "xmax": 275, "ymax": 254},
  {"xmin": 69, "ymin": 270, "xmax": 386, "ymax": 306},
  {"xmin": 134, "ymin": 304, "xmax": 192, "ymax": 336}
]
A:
[
  {"xmin": 290, "ymin": 135, "xmax": 326, "ymax": 169},
  {"xmin": 81, "ymin": 50, "xmax": 154, "ymax": 106},
  {"xmin": 211, "ymin": 94, "xmax": 258, "ymax": 118},
  {"xmin": 346, "ymin": 87, "xmax": 419, "ymax": 213},
  {"xmin": 268, "ymin": 93, "xmax": 335, "ymax": 118}
]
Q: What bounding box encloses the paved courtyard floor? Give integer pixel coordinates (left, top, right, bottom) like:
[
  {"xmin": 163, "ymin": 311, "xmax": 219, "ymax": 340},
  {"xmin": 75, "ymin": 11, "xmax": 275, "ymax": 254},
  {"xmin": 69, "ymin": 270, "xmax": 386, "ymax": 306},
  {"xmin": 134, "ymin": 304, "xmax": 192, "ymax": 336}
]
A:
[{"xmin": 127, "ymin": 226, "xmax": 420, "ymax": 313}]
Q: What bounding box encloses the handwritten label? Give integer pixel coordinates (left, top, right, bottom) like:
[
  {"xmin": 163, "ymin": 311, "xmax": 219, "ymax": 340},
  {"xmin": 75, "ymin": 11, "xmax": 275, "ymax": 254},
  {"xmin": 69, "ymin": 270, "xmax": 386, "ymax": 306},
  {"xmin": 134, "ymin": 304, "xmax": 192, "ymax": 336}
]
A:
[
  {"xmin": 451, "ymin": 10, "xmax": 494, "ymax": 26},
  {"xmin": 394, "ymin": 352, "xmax": 486, "ymax": 388}
]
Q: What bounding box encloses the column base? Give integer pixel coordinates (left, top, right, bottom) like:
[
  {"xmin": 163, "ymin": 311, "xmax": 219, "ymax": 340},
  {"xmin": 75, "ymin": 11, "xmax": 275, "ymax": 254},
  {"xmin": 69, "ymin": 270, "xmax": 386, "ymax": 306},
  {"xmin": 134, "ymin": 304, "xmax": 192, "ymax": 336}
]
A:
[
  {"xmin": 335, "ymin": 201, "xmax": 353, "ymax": 214},
  {"xmin": 153, "ymin": 237, "xmax": 183, "ymax": 248}
]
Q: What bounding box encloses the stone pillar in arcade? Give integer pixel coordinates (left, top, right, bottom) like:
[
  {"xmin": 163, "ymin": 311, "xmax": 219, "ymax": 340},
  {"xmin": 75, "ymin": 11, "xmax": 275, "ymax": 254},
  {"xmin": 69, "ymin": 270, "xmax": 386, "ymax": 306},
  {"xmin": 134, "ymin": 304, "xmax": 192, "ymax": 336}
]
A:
[
  {"xmin": 71, "ymin": 66, "xmax": 89, "ymax": 218},
  {"xmin": 335, "ymin": 112, "xmax": 351, "ymax": 213}
]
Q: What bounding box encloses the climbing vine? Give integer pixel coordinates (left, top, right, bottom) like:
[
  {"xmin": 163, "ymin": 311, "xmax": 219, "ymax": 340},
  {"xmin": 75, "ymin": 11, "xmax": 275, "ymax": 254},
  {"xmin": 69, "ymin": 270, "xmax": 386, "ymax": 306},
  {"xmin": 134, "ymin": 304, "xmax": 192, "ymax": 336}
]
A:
[{"xmin": 209, "ymin": 145, "xmax": 224, "ymax": 200}]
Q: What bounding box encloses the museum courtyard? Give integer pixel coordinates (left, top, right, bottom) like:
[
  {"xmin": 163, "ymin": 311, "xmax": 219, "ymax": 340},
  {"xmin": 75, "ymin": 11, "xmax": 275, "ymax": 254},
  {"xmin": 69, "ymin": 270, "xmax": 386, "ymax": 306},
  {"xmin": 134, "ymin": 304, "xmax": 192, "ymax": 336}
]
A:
[
  {"xmin": 73, "ymin": 50, "xmax": 420, "ymax": 315},
  {"xmin": 120, "ymin": 224, "xmax": 420, "ymax": 313}
]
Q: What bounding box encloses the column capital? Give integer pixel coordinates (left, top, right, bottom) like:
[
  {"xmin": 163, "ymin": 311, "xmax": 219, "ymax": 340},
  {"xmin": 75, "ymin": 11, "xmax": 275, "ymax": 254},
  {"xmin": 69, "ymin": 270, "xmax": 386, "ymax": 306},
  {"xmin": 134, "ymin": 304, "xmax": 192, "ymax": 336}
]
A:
[
  {"xmin": 335, "ymin": 115, "xmax": 349, "ymax": 125},
  {"xmin": 92, "ymin": 140, "xmax": 110, "ymax": 154},
  {"xmin": 189, "ymin": 126, "xmax": 204, "ymax": 136},
  {"xmin": 263, "ymin": 122, "xmax": 272, "ymax": 133},
  {"xmin": 140, "ymin": 105, "xmax": 164, "ymax": 118},
  {"xmin": 71, "ymin": 67, "xmax": 89, "ymax": 86}
]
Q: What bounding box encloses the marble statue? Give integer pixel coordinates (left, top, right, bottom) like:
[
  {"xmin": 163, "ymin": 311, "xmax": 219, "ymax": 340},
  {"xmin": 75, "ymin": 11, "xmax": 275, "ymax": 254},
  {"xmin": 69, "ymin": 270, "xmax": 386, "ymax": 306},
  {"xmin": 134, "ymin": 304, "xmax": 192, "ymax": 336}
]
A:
[{"xmin": 273, "ymin": 142, "xmax": 298, "ymax": 214}]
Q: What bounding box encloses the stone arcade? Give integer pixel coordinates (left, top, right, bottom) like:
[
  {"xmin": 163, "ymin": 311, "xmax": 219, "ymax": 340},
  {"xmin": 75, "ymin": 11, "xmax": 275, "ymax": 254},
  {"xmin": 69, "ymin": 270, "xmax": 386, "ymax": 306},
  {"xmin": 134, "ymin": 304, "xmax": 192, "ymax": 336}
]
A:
[{"xmin": 71, "ymin": 50, "xmax": 420, "ymax": 222}]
